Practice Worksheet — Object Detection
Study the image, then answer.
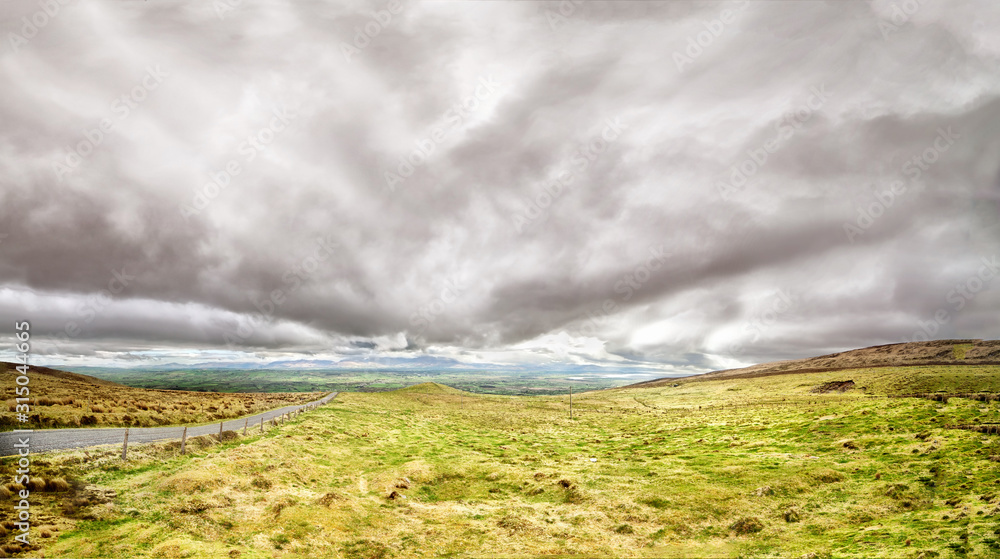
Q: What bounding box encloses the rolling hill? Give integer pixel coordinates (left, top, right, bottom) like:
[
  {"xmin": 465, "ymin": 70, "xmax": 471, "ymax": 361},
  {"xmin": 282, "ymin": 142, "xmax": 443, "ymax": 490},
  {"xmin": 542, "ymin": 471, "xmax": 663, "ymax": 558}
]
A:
[
  {"xmin": 629, "ymin": 339, "xmax": 1000, "ymax": 389},
  {"xmin": 0, "ymin": 362, "xmax": 323, "ymax": 430}
]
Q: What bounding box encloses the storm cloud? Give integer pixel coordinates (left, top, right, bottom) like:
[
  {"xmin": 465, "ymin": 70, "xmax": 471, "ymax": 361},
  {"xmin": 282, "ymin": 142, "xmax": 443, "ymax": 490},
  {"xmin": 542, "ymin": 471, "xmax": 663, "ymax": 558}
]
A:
[{"xmin": 1, "ymin": 0, "xmax": 998, "ymax": 373}]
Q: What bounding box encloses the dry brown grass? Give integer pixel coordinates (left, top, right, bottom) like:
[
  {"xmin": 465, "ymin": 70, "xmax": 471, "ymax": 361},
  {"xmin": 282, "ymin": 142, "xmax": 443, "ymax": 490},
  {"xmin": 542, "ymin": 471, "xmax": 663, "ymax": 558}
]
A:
[{"xmin": 0, "ymin": 362, "xmax": 323, "ymax": 429}]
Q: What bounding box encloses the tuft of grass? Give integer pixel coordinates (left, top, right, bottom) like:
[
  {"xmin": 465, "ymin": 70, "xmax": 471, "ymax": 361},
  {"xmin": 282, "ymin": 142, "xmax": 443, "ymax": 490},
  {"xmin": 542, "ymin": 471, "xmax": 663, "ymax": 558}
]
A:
[
  {"xmin": 25, "ymin": 477, "xmax": 46, "ymax": 492},
  {"xmin": 730, "ymin": 516, "xmax": 765, "ymax": 534},
  {"xmin": 613, "ymin": 523, "xmax": 634, "ymax": 534},
  {"xmin": 812, "ymin": 469, "xmax": 845, "ymax": 484},
  {"xmin": 45, "ymin": 477, "xmax": 71, "ymax": 492},
  {"xmin": 640, "ymin": 496, "xmax": 671, "ymax": 509},
  {"xmin": 342, "ymin": 539, "xmax": 391, "ymax": 559}
]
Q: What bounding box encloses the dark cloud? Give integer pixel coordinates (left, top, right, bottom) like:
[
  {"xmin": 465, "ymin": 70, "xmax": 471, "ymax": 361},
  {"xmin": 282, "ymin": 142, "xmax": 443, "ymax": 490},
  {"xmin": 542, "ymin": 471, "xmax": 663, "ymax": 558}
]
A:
[{"xmin": 1, "ymin": 0, "xmax": 998, "ymax": 372}]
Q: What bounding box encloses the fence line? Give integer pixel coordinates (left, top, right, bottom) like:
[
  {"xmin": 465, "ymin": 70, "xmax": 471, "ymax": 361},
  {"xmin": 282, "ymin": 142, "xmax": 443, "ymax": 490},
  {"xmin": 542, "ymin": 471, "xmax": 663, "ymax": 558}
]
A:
[{"xmin": 104, "ymin": 393, "xmax": 338, "ymax": 461}]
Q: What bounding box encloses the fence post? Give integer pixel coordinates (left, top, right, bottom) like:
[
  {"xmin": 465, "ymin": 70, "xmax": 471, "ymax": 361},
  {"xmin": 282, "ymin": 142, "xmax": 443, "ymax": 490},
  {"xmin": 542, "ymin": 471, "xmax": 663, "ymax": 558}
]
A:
[
  {"xmin": 121, "ymin": 428, "xmax": 129, "ymax": 461},
  {"xmin": 260, "ymin": 417, "xmax": 264, "ymax": 433},
  {"xmin": 243, "ymin": 418, "xmax": 248, "ymax": 435},
  {"xmin": 181, "ymin": 426, "xmax": 187, "ymax": 455},
  {"xmin": 219, "ymin": 421, "xmax": 223, "ymax": 439}
]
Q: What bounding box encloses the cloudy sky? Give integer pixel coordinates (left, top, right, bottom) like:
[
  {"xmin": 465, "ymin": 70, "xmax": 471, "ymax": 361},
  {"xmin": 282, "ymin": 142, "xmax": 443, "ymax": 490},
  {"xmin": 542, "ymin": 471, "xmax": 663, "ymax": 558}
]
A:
[{"xmin": 1, "ymin": 0, "xmax": 999, "ymax": 376}]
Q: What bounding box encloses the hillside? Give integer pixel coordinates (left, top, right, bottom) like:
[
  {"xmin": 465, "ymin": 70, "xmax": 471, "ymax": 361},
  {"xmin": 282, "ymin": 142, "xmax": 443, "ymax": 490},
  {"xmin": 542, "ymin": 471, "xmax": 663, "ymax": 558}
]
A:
[
  {"xmin": 0, "ymin": 362, "xmax": 118, "ymax": 387},
  {"xmin": 4, "ymin": 364, "xmax": 1000, "ymax": 558},
  {"xmin": 630, "ymin": 339, "xmax": 1000, "ymax": 389},
  {"xmin": 393, "ymin": 381, "xmax": 468, "ymax": 395},
  {"xmin": 0, "ymin": 362, "xmax": 323, "ymax": 430}
]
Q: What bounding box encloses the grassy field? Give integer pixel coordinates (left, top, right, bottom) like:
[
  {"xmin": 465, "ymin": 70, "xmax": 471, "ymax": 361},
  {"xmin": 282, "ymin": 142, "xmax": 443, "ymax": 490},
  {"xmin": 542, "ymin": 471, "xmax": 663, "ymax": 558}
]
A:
[
  {"xmin": 0, "ymin": 363, "xmax": 324, "ymax": 430},
  {"xmin": 3, "ymin": 365, "xmax": 1000, "ymax": 557},
  {"xmin": 69, "ymin": 367, "xmax": 645, "ymax": 396}
]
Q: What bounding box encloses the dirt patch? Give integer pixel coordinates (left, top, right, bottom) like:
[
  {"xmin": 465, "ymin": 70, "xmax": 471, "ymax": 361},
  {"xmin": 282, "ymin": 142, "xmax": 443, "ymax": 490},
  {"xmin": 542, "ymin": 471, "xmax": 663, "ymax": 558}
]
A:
[{"xmin": 812, "ymin": 380, "xmax": 855, "ymax": 393}]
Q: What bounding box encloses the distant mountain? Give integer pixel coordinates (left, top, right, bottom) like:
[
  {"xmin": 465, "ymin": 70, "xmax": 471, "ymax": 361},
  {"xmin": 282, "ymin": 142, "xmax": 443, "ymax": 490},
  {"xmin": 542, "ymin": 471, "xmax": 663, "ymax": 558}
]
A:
[{"xmin": 64, "ymin": 354, "xmax": 673, "ymax": 376}]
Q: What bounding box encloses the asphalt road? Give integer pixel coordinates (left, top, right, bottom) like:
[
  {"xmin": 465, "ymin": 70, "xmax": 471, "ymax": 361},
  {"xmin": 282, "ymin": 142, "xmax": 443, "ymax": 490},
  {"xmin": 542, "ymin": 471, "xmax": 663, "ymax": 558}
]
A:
[{"xmin": 0, "ymin": 392, "xmax": 337, "ymax": 457}]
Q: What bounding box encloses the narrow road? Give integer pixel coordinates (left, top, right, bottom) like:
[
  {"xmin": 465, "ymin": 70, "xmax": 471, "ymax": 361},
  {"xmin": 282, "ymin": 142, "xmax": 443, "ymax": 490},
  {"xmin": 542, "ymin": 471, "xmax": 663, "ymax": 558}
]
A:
[{"xmin": 0, "ymin": 392, "xmax": 337, "ymax": 456}]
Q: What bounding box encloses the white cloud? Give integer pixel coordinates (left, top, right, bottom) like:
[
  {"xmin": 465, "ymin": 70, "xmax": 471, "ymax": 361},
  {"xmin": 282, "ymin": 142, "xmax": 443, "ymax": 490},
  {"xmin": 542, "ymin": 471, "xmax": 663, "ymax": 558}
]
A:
[{"xmin": 0, "ymin": 0, "xmax": 998, "ymax": 374}]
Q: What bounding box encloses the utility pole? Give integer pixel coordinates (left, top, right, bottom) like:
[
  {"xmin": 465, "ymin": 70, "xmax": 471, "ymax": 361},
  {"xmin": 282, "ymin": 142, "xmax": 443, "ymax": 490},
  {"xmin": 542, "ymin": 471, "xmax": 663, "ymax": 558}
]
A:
[{"xmin": 569, "ymin": 383, "xmax": 573, "ymax": 420}]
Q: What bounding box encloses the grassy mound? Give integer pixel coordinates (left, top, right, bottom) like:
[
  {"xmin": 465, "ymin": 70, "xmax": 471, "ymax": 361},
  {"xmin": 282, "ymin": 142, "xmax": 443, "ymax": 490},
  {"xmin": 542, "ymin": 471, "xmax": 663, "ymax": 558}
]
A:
[{"xmin": 393, "ymin": 382, "xmax": 468, "ymax": 395}]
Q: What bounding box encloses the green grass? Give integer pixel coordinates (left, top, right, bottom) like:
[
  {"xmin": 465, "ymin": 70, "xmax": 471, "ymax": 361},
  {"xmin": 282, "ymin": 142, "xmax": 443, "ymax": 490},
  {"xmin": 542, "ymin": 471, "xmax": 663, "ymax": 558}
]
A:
[
  {"xmin": 4, "ymin": 367, "xmax": 1000, "ymax": 558},
  {"xmin": 69, "ymin": 367, "xmax": 641, "ymax": 395}
]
